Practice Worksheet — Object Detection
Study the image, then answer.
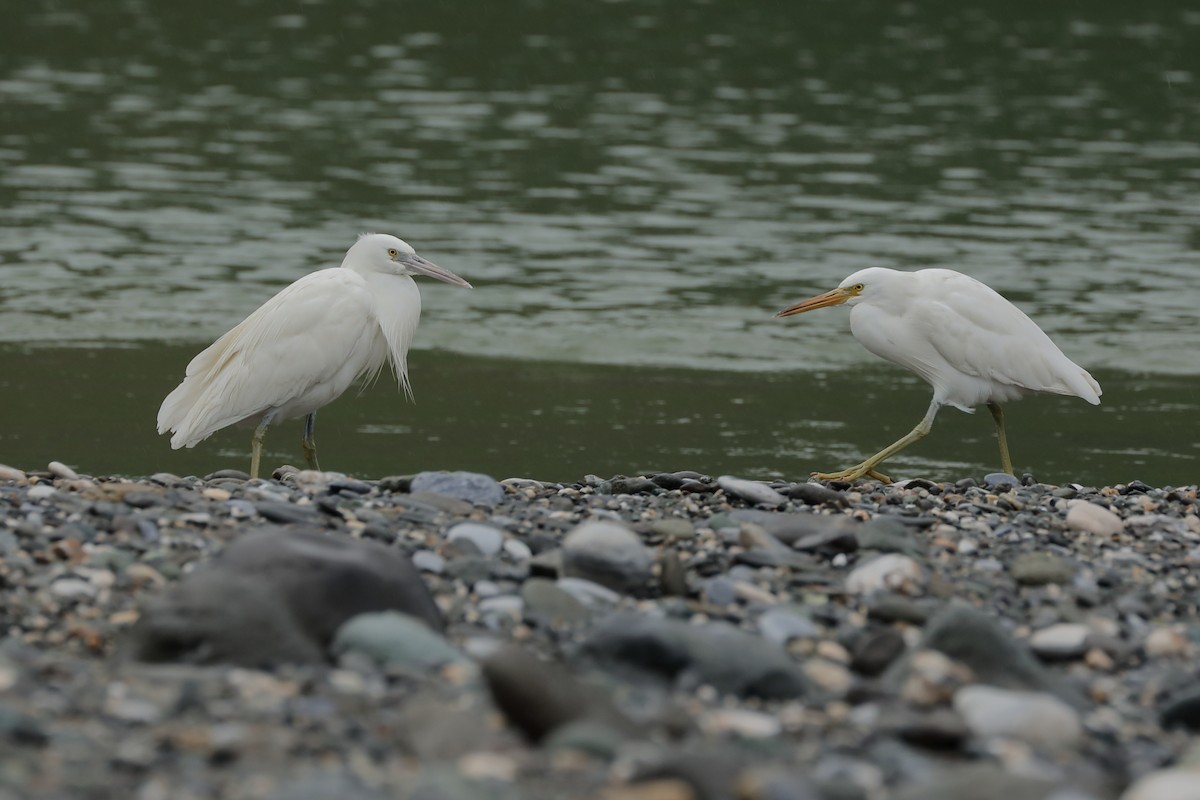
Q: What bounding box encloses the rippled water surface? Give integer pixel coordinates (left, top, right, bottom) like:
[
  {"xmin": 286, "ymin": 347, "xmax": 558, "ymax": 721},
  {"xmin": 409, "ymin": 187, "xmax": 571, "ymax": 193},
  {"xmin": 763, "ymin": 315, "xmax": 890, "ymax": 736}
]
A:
[{"xmin": 2, "ymin": 1, "xmax": 1197, "ymax": 481}]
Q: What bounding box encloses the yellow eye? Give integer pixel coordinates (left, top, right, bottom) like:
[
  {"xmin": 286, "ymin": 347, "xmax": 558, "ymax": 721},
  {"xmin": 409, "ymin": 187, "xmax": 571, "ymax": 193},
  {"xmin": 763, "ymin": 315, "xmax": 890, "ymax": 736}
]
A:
[
  {"xmin": 853, "ymin": 283, "xmax": 865, "ymax": 292},
  {"xmin": 387, "ymin": 248, "xmax": 398, "ymax": 257}
]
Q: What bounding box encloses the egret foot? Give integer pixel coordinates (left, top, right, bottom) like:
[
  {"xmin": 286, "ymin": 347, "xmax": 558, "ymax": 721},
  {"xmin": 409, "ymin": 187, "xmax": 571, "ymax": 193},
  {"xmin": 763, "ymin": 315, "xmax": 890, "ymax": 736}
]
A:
[
  {"xmin": 813, "ymin": 465, "xmax": 893, "ymax": 484},
  {"xmin": 302, "ymin": 412, "xmax": 320, "ymax": 471}
]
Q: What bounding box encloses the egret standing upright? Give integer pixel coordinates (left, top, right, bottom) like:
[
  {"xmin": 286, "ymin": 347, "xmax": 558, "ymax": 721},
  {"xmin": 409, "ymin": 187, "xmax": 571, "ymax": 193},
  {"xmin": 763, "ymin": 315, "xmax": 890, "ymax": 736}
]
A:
[
  {"xmin": 157, "ymin": 233, "xmax": 472, "ymax": 479},
  {"xmin": 776, "ymin": 267, "xmax": 1101, "ymax": 483}
]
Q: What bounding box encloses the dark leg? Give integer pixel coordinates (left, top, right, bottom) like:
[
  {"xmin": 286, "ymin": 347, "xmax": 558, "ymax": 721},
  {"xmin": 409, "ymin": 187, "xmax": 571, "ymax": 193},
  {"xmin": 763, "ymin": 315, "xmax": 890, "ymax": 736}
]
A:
[
  {"xmin": 302, "ymin": 412, "xmax": 320, "ymax": 471},
  {"xmin": 987, "ymin": 402, "xmax": 1013, "ymax": 475}
]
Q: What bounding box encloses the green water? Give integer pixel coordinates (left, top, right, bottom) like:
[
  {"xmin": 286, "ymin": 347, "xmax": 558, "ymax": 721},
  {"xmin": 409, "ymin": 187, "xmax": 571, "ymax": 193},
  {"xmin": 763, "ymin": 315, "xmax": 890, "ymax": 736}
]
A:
[
  {"xmin": 1, "ymin": 1, "xmax": 1198, "ymax": 484},
  {"xmin": 2, "ymin": 345, "xmax": 1195, "ymax": 487}
]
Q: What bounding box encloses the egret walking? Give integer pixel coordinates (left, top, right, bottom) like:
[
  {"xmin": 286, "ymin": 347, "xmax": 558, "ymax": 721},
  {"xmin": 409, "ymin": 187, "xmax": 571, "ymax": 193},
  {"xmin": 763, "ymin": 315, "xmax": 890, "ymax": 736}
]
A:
[
  {"xmin": 775, "ymin": 268, "xmax": 1101, "ymax": 483},
  {"xmin": 157, "ymin": 233, "xmax": 472, "ymax": 479}
]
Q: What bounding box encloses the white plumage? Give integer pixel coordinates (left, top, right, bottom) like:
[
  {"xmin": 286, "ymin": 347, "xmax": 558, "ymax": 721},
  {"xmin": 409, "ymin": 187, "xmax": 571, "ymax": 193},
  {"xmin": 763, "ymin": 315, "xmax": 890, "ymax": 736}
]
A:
[
  {"xmin": 776, "ymin": 267, "xmax": 1101, "ymax": 482},
  {"xmin": 157, "ymin": 233, "xmax": 471, "ymax": 478}
]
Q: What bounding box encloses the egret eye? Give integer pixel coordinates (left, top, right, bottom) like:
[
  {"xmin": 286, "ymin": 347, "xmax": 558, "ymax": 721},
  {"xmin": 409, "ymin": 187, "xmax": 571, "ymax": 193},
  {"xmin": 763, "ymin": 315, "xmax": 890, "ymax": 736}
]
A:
[
  {"xmin": 853, "ymin": 283, "xmax": 865, "ymax": 292},
  {"xmin": 387, "ymin": 248, "xmax": 398, "ymax": 258}
]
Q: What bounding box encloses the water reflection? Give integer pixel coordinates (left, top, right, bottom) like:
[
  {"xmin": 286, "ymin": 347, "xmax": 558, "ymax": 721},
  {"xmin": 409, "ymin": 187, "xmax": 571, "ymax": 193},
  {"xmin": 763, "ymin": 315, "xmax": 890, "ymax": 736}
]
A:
[
  {"xmin": 1, "ymin": 0, "xmax": 1197, "ymax": 377},
  {"xmin": 1, "ymin": 345, "xmax": 1195, "ymax": 487}
]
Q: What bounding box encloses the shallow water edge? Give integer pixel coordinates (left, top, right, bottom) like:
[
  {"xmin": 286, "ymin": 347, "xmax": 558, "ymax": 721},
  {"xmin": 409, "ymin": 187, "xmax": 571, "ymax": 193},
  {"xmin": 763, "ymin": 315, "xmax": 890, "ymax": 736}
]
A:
[{"xmin": 1, "ymin": 343, "xmax": 1195, "ymax": 488}]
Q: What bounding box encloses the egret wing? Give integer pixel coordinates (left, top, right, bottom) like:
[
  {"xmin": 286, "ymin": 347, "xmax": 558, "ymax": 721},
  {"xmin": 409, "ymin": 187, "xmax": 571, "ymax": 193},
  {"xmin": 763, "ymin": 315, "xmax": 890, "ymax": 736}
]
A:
[
  {"xmin": 158, "ymin": 269, "xmax": 381, "ymax": 447},
  {"xmin": 914, "ymin": 272, "xmax": 1100, "ymax": 403}
]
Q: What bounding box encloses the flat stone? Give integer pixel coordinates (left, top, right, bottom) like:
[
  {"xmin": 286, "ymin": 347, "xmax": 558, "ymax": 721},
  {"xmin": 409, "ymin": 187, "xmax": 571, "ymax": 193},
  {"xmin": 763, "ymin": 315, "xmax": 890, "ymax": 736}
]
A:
[
  {"xmin": 729, "ymin": 509, "xmax": 852, "ymax": 545},
  {"xmin": 1065, "ymin": 501, "xmax": 1125, "ymax": 537},
  {"xmin": 650, "ymin": 518, "xmax": 696, "ymax": 540},
  {"xmin": 1029, "ymin": 623, "xmax": 1091, "ymax": 660},
  {"xmin": 983, "ymin": 472, "xmax": 1020, "ymax": 489},
  {"xmin": 27, "ymin": 484, "xmax": 55, "ymax": 500},
  {"xmin": 446, "ymin": 522, "xmax": 504, "ymax": 556},
  {"xmin": 756, "ymin": 606, "xmax": 821, "ymax": 645},
  {"xmin": 332, "ymin": 611, "xmax": 465, "ymax": 669},
  {"xmin": 954, "ymin": 685, "xmax": 1083, "ymax": 748},
  {"xmin": 1011, "ymin": 551, "xmax": 1075, "ymax": 585},
  {"xmin": 520, "ymin": 578, "xmax": 589, "ymax": 627},
  {"xmin": 50, "ymin": 578, "xmax": 97, "ymax": 599},
  {"xmin": 556, "ymin": 577, "xmax": 621, "ymax": 609},
  {"xmin": 582, "ymin": 614, "xmax": 812, "ymax": 700},
  {"xmin": 1119, "ymin": 766, "xmax": 1200, "ymax": 800},
  {"xmin": 779, "ymin": 482, "xmax": 848, "ymax": 507},
  {"xmin": 411, "ymin": 550, "xmax": 446, "ymax": 574},
  {"xmin": 893, "ymin": 764, "xmax": 1073, "ymax": 800},
  {"xmin": 255, "ymin": 501, "xmax": 317, "ymax": 524},
  {"xmin": 717, "ymin": 475, "xmax": 786, "ymax": 507},
  {"xmin": 410, "ymin": 470, "xmax": 504, "ymax": 506}
]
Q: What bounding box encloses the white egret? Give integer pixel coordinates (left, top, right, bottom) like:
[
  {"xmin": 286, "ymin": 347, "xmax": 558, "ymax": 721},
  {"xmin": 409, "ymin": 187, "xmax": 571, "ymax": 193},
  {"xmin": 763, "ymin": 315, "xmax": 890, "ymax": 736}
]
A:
[
  {"xmin": 157, "ymin": 233, "xmax": 471, "ymax": 479},
  {"xmin": 776, "ymin": 268, "xmax": 1101, "ymax": 483}
]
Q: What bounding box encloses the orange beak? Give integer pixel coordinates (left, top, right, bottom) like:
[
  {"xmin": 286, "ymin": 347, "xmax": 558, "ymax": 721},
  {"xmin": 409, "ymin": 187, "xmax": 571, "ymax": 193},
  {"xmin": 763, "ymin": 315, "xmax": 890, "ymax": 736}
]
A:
[{"xmin": 775, "ymin": 286, "xmax": 855, "ymax": 318}]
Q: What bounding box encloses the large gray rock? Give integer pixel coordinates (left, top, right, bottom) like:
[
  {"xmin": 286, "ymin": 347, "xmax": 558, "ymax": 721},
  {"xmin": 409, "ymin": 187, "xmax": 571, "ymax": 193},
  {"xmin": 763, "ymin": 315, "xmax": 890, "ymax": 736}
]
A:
[
  {"xmin": 410, "ymin": 470, "xmax": 504, "ymax": 506},
  {"xmin": 581, "ymin": 614, "xmax": 813, "ymax": 700},
  {"xmin": 561, "ymin": 521, "xmax": 654, "ymax": 595},
  {"xmin": 127, "ymin": 529, "xmax": 442, "ymax": 668},
  {"xmin": 885, "ymin": 603, "xmax": 1085, "ymax": 708}
]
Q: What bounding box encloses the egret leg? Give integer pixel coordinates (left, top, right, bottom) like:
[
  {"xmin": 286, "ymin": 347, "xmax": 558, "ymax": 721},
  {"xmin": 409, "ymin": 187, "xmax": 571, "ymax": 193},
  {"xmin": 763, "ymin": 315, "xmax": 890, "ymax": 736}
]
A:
[
  {"xmin": 302, "ymin": 412, "xmax": 320, "ymax": 471},
  {"xmin": 988, "ymin": 402, "xmax": 1014, "ymax": 476},
  {"xmin": 249, "ymin": 412, "xmax": 276, "ymax": 480},
  {"xmin": 814, "ymin": 400, "xmax": 941, "ymax": 484}
]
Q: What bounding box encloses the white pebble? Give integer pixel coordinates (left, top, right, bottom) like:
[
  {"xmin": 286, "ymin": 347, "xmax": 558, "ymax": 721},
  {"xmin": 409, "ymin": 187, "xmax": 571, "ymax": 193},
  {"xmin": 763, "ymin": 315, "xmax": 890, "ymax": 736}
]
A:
[
  {"xmin": 1065, "ymin": 501, "xmax": 1125, "ymax": 536},
  {"xmin": 716, "ymin": 475, "xmax": 787, "ymax": 508},
  {"xmin": 48, "ymin": 460, "xmax": 79, "ymax": 480},
  {"xmin": 0, "ymin": 464, "xmax": 28, "ymax": 482},
  {"xmin": 700, "ymin": 708, "xmax": 782, "ymax": 738},
  {"xmin": 51, "ymin": 578, "xmax": 98, "ymax": 600},
  {"xmin": 27, "ymin": 484, "xmax": 56, "ymax": 500},
  {"xmin": 1119, "ymin": 766, "xmax": 1200, "ymax": 800},
  {"xmin": 845, "ymin": 554, "xmax": 925, "ymax": 596},
  {"xmin": 953, "ymin": 685, "xmax": 1082, "ymax": 749},
  {"xmin": 1029, "ymin": 623, "xmax": 1091, "ymax": 659},
  {"xmin": 503, "ymin": 538, "xmax": 532, "ymax": 562},
  {"xmin": 1144, "ymin": 625, "xmax": 1191, "ymax": 659}
]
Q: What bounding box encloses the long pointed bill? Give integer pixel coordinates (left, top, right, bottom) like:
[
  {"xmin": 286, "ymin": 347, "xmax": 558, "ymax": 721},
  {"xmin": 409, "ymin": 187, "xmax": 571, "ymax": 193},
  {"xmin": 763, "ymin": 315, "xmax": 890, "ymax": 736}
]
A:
[
  {"xmin": 401, "ymin": 253, "xmax": 473, "ymax": 288},
  {"xmin": 775, "ymin": 286, "xmax": 853, "ymax": 317}
]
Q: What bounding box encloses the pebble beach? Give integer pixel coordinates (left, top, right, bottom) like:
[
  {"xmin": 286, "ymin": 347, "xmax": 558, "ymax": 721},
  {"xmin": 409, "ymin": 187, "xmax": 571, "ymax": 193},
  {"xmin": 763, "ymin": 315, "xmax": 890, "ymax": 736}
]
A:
[{"xmin": 1, "ymin": 462, "xmax": 1198, "ymax": 800}]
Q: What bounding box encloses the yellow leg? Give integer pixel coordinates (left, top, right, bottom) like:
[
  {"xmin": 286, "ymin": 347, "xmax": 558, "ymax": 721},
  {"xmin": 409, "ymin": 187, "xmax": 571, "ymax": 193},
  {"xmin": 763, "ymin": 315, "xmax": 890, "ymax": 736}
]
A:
[
  {"xmin": 814, "ymin": 400, "xmax": 940, "ymax": 484},
  {"xmin": 249, "ymin": 412, "xmax": 275, "ymax": 480},
  {"xmin": 302, "ymin": 412, "xmax": 320, "ymax": 471},
  {"xmin": 988, "ymin": 402, "xmax": 1014, "ymax": 475}
]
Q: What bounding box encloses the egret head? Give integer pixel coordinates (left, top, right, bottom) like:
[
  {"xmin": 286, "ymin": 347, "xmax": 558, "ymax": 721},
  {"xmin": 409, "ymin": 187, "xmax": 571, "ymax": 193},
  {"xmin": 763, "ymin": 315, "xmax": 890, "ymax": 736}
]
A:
[
  {"xmin": 775, "ymin": 267, "xmax": 895, "ymax": 317},
  {"xmin": 345, "ymin": 233, "xmax": 472, "ymax": 288}
]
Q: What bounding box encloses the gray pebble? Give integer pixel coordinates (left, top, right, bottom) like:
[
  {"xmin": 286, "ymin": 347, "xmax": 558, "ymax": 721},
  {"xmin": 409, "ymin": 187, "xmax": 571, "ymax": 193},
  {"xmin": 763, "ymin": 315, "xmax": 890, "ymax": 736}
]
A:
[
  {"xmin": 561, "ymin": 521, "xmax": 653, "ymax": 595},
  {"xmin": 446, "ymin": 522, "xmax": 504, "ymax": 556},
  {"xmin": 717, "ymin": 475, "xmax": 787, "ymax": 508},
  {"xmin": 410, "ymin": 470, "xmax": 504, "ymax": 506},
  {"xmin": 332, "ymin": 611, "xmax": 465, "ymax": 669}
]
